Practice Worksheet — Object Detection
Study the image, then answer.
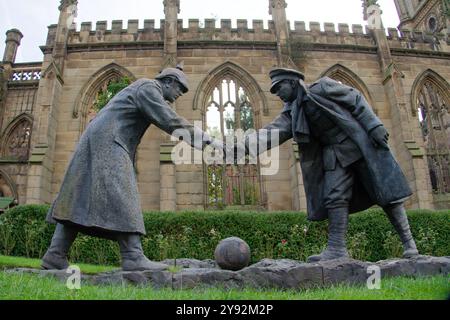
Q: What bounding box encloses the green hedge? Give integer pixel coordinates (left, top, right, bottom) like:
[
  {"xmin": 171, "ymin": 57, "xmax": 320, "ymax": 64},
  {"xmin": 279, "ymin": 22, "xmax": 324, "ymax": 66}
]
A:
[{"xmin": 0, "ymin": 205, "xmax": 448, "ymax": 266}]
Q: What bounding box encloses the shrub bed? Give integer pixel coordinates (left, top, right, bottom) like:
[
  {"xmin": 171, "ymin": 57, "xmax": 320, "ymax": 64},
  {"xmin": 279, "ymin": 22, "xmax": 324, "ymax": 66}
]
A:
[{"xmin": 0, "ymin": 205, "xmax": 448, "ymax": 265}]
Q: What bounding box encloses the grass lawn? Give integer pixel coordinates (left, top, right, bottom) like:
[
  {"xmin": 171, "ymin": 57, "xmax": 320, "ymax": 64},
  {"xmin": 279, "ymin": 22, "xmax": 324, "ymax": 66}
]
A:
[
  {"xmin": 0, "ymin": 271, "xmax": 448, "ymax": 300},
  {"xmin": 0, "ymin": 255, "xmax": 118, "ymax": 274},
  {"xmin": 1, "ymin": 255, "xmax": 448, "ymax": 300}
]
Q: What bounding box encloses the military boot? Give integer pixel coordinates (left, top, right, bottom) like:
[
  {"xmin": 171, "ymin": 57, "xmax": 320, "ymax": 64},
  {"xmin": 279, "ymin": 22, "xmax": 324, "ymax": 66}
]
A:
[
  {"xmin": 384, "ymin": 204, "xmax": 419, "ymax": 258},
  {"xmin": 117, "ymin": 234, "xmax": 169, "ymax": 271},
  {"xmin": 307, "ymin": 207, "xmax": 350, "ymax": 263},
  {"xmin": 41, "ymin": 223, "xmax": 78, "ymax": 270}
]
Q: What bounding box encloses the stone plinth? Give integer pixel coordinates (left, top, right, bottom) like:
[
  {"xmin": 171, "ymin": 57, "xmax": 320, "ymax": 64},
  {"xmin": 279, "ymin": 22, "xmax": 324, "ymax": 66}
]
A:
[{"xmin": 4, "ymin": 255, "xmax": 449, "ymax": 290}]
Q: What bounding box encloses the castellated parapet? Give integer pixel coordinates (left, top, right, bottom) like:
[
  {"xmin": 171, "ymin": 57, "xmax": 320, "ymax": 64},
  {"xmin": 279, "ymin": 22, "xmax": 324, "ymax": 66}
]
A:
[{"xmin": 41, "ymin": 18, "xmax": 449, "ymax": 56}]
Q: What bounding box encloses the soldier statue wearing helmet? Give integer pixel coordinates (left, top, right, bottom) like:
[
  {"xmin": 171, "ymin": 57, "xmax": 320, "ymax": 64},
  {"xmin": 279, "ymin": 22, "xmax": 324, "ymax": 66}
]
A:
[{"xmin": 42, "ymin": 66, "xmax": 223, "ymax": 271}]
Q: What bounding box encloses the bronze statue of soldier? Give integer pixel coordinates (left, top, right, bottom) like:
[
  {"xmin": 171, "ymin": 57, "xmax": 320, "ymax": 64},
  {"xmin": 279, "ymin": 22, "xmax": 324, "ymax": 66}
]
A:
[
  {"xmin": 42, "ymin": 66, "xmax": 223, "ymax": 271},
  {"xmin": 242, "ymin": 68, "xmax": 419, "ymax": 262}
]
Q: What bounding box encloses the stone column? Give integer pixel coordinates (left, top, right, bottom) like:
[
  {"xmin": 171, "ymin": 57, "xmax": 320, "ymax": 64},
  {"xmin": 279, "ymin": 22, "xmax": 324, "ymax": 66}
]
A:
[
  {"xmin": 0, "ymin": 65, "xmax": 7, "ymax": 135},
  {"xmin": 162, "ymin": 0, "xmax": 180, "ymax": 68},
  {"xmin": 1, "ymin": 29, "xmax": 23, "ymax": 133},
  {"xmin": 393, "ymin": 0, "xmax": 409, "ymax": 23},
  {"xmin": 159, "ymin": 0, "xmax": 180, "ymax": 211},
  {"xmin": 366, "ymin": 4, "xmax": 432, "ymax": 209},
  {"xmin": 160, "ymin": 143, "xmax": 177, "ymax": 211},
  {"xmin": 3, "ymin": 29, "xmax": 23, "ymax": 64},
  {"xmin": 25, "ymin": 0, "xmax": 78, "ymax": 204},
  {"xmin": 269, "ymin": 0, "xmax": 291, "ymax": 67},
  {"xmin": 52, "ymin": 0, "xmax": 77, "ymax": 71},
  {"xmin": 269, "ymin": 0, "xmax": 303, "ymax": 210}
]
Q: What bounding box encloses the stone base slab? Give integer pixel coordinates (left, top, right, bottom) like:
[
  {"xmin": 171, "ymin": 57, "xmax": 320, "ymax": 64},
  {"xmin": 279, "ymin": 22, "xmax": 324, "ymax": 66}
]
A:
[{"xmin": 4, "ymin": 255, "xmax": 449, "ymax": 290}]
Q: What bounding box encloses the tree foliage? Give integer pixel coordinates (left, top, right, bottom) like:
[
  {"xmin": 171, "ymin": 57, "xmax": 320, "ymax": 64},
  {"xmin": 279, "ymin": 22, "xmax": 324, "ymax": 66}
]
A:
[{"xmin": 94, "ymin": 77, "xmax": 131, "ymax": 112}]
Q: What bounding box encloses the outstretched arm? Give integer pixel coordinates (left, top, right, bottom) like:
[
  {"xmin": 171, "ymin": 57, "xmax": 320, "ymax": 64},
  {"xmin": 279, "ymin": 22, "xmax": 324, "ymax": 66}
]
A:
[
  {"xmin": 136, "ymin": 81, "xmax": 220, "ymax": 151},
  {"xmin": 243, "ymin": 111, "xmax": 293, "ymax": 157}
]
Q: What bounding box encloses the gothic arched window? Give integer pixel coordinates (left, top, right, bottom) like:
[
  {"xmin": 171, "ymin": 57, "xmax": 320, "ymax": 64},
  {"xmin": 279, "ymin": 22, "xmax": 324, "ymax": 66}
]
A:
[
  {"xmin": 205, "ymin": 77, "xmax": 261, "ymax": 208},
  {"xmin": 73, "ymin": 63, "xmax": 136, "ymax": 135},
  {"xmin": 323, "ymin": 65, "xmax": 374, "ymax": 107},
  {"xmin": 416, "ymin": 77, "xmax": 450, "ymax": 193}
]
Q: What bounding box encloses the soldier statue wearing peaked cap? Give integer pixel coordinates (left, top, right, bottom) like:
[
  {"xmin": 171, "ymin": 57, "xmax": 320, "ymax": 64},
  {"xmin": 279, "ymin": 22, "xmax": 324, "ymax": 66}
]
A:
[{"xmin": 242, "ymin": 67, "xmax": 419, "ymax": 262}]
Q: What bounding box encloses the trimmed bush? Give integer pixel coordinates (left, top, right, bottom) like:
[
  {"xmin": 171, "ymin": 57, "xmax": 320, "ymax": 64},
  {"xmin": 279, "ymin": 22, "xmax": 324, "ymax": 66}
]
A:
[
  {"xmin": 0, "ymin": 205, "xmax": 54, "ymax": 259},
  {"xmin": 0, "ymin": 205, "xmax": 448, "ymax": 266}
]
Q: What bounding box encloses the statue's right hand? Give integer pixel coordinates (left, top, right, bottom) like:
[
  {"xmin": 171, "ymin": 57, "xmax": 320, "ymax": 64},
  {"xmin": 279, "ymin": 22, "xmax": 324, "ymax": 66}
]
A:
[{"xmin": 369, "ymin": 125, "xmax": 389, "ymax": 150}]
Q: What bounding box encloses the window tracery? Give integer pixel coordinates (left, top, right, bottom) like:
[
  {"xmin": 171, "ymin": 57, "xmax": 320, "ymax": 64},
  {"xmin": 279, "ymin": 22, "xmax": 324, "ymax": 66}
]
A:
[
  {"xmin": 417, "ymin": 78, "xmax": 450, "ymax": 193},
  {"xmin": 205, "ymin": 77, "xmax": 260, "ymax": 207}
]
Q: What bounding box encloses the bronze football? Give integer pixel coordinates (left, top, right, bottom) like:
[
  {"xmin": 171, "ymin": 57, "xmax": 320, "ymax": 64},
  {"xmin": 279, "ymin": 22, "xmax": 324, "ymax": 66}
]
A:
[{"xmin": 214, "ymin": 237, "xmax": 251, "ymax": 271}]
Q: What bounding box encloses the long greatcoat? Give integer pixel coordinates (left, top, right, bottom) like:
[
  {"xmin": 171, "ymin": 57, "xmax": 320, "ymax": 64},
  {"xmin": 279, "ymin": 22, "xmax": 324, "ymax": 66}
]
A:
[
  {"xmin": 47, "ymin": 79, "xmax": 211, "ymax": 235},
  {"xmin": 255, "ymin": 77, "xmax": 412, "ymax": 221}
]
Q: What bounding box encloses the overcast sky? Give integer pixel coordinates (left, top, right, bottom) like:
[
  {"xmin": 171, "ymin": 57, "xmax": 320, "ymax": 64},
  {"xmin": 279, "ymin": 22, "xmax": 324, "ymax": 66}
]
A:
[{"xmin": 0, "ymin": 0, "xmax": 400, "ymax": 63}]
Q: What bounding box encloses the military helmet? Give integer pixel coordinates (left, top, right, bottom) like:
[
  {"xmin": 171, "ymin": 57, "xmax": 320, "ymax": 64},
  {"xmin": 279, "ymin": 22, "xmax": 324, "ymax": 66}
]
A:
[{"xmin": 155, "ymin": 66, "xmax": 189, "ymax": 93}]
